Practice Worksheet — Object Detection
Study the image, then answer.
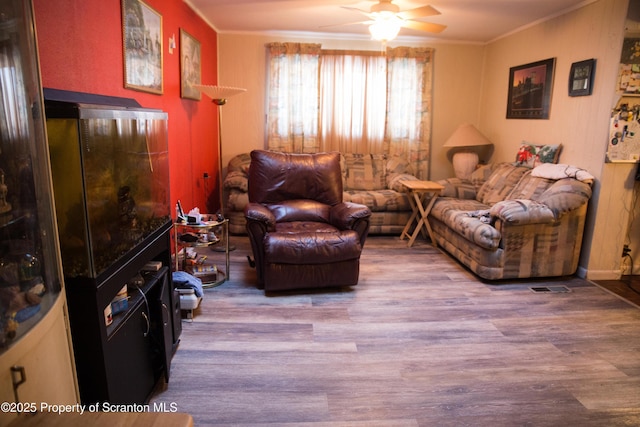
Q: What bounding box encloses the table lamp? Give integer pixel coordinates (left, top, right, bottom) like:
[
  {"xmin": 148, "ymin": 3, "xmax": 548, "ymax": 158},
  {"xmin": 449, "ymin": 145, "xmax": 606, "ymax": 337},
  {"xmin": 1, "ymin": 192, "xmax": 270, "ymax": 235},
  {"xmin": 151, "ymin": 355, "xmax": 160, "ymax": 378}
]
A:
[{"xmin": 443, "ymin": 123, "xmax": 493, "ymax": 180}]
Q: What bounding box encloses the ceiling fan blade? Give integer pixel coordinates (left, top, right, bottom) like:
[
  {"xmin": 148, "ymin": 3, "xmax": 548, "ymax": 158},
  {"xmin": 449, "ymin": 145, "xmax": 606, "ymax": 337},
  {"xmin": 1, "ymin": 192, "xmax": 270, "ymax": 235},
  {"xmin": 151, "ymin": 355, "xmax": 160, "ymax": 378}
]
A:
[
  {"xmin": 340, "ymin": 5, "xmax": 372, "ymax": 18},
  {"xmin": 319, "ymin": 20, "xmax": 372, "ymax": 29},
  {"xmin": 402, "ymin": 20, "xmax": 447, "ymax": 34},
  {"xmin": 397, "ymin": 5, "xmax": 441, "ymax": 20}
]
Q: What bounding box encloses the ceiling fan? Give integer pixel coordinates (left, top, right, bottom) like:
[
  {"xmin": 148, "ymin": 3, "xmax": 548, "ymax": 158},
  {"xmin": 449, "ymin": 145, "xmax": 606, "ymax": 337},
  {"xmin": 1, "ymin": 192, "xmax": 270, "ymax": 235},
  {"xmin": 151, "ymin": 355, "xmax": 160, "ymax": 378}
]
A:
[{"xmin": 335, "ymin": 0, "xmax": 447, "ymax": 41}]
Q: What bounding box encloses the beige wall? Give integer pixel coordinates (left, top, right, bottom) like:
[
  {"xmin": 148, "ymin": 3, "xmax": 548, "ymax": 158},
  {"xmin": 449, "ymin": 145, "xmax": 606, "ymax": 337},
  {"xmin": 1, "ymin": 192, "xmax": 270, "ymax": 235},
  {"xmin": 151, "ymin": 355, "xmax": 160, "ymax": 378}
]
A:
[
  {"xmin": 218, "ymin": 0, "xmax": 636, "ymax": 279},
  {"xmin": 479, "ymin": 0, "xmax": 632, "ymax": 279}
]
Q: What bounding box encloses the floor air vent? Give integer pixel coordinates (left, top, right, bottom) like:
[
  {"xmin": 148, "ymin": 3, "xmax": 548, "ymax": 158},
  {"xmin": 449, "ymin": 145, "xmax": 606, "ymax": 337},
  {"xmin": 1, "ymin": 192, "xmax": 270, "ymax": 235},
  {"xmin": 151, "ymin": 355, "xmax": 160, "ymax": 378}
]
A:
[{"xmin": 529, "ymin": 286, "xmax": 571, "ymax": 293}]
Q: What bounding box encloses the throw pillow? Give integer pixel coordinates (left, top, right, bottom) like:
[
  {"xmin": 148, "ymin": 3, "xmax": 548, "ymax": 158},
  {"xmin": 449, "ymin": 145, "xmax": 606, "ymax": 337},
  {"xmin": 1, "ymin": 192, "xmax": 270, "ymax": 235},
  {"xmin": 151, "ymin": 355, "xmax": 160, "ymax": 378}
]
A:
[
  {"xmin": 476, "ymin": 163, "xmax": 530, "ymax": 206},
  {"xmin": 385, "ymin": 154, "xmax": 415, "ymax": 176},
  {"xmin": 343, "ymin": 153, "xmax": 386, "ymax": 191},
  {"xmin": 514, "ymin": 142, "xmax": 561, "ymax": 168},
  {"xmin": 470, "ymin": 163, "xmax": 495, "ymax": 189}
]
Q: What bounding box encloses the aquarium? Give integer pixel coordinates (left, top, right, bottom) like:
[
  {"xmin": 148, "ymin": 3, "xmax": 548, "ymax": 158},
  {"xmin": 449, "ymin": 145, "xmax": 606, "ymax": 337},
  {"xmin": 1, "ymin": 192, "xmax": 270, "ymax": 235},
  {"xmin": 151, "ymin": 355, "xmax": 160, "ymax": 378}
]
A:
[{"xmin": 45, "ymin": 93, "xmax": 170, "ymax": 279}]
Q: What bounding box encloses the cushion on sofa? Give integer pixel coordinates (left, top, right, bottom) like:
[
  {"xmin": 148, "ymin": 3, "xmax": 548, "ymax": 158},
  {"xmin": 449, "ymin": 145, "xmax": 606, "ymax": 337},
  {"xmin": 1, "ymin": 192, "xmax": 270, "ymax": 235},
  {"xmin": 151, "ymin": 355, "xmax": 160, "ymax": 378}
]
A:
[
  {"xmin": 470, "ymin": 163, "xmax": 497, "ymax": 186},
  {"xmin": 228, "ymin": 152, "xmax": 252, "ymax": 174},
  {"xmin": 438, "ymin": 178, "xmax": 478, "ymax": 199},
  {"xmin": 388, "ymin": 174, "xmax": 420, "ymax": 192},
  {"xmin": 437, "ymin": 163, "xmax": 496, "ymax": 200},
  {"xmin": 385, "ymin": 154, "xmax": 416, "ymax": 176},
  {"xmin": 505, "ymin": 173, "xmax": 554, "ymax": 201},
  {"xmin": 536, "ymin": 179, "xmax": 592, "ymax": 216},
  {"xmin": 342, "ymin": 153, "xmax": 387, "ymax": 191},
  {"xmin": 489, "ymin": 200, "xmax": 556, "ymax": 224},
  {"xmin": 343, "ymin": 189, "xmax": 411, "ymax": 212},
  {"xmin": 476, "ymin": 163, "xmax": 529, "ymax": 206},
  {"xmin": 224, "ymin": 170, "xmax": 249, "ymax": 192},
  {"xmin": 385, "ymin": 154, "xmax": 419, "ymax": 191},
  {"xmin": 430, "ymin": 197, "xmax": 501, "ymax": 250},
  {"xmin": 227, "ymin": 188, "xmax": 249, "ymax": 211}
]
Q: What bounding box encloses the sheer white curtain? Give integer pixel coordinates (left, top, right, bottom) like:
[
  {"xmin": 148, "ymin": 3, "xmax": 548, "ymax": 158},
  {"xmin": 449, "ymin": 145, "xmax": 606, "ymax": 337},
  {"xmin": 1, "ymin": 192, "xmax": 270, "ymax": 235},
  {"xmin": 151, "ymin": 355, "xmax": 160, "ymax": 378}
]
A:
[
  {"xmin": 384, "ymin": 47, "xmax": 434, "ymax": 179},
  {"xmin": 265, "ymin": 43, "xmax": 321, "ymax": 153},
  {"xmin": 319, "ymin": 51, "xmax": 387, "ymax": 154}
]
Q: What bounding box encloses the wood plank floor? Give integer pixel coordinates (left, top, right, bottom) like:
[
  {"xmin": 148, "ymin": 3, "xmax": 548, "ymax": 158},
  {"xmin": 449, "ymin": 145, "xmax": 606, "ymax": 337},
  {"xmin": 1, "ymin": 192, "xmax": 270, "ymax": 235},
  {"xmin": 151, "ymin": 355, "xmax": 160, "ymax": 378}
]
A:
[
  {"xmin": 594, "ymin": 276, "xmax": 640, "ymax": 308},
  {"xmin": 151, "ymin": 235, "xmax": 640, "ymax": 426}
]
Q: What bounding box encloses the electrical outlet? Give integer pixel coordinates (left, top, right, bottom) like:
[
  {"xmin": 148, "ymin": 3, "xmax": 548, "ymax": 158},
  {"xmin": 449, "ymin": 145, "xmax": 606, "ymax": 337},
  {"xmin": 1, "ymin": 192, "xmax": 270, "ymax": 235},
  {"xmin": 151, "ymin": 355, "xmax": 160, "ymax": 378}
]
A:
[{"xmin": 622, "ymin": 244, "xmax": 631, "ymax": 257}]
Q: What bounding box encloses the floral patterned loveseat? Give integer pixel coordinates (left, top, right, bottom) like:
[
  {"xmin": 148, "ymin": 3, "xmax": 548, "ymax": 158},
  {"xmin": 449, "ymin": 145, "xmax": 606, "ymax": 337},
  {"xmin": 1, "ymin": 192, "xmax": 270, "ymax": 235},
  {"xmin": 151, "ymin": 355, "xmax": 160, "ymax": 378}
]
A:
[
  {"xmin": 429, "ymin": 162, "xmax": 593, "ymax": 280},
  {"xmin": 223, "ymin": 152, "xmax": 419, "ymax": 235}
]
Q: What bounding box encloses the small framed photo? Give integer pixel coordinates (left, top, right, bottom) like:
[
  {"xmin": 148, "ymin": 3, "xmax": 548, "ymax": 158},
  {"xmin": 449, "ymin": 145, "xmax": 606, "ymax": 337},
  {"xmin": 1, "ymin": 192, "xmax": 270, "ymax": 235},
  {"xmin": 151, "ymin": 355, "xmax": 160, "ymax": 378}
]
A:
[
  {"xmin": 180, "ymin": 29, "xmax": 201, "ymax": 100},
  {"xmin": 122, "ymin": 0, "xmax": 163, "ymax": 95},
  {"xmin": 506, "ymin": 58, "xmax": 555, "ymax": 120},
  {"xmin": 569, "ymin": 59, "xmax": 596, "ymax": 97}
]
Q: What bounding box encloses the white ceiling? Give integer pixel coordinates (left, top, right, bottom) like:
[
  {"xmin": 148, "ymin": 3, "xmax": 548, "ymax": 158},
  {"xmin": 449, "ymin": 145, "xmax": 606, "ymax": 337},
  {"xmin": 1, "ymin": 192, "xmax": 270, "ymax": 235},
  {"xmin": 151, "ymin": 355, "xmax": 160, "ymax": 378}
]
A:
[{"xmin": 185, "ymin": 0, "xmax": 597, "ymax": 43}]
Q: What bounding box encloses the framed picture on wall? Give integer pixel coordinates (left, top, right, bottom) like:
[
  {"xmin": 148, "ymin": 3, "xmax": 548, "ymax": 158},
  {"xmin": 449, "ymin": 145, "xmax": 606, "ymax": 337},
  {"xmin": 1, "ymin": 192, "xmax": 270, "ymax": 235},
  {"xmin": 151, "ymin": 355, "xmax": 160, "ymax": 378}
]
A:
[
  {"xmin": 122, "ymin": 0, "xmax": 163, "ymax": 95},
  {"xmin": 506, "ymin": 58, "xmax": 555, "ymax": 119},
  {"xmin": 569, "ymin": 59, "xmax": 596, "ymax": 97},
  {"xmin": 180, "ymin": 29, "xmax": 201, "ymax": 100}
]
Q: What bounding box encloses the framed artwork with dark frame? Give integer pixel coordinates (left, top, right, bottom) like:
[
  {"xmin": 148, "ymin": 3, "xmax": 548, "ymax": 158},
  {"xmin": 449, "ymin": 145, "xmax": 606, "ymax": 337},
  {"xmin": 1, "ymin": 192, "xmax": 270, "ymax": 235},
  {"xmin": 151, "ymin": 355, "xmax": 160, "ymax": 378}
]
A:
[
  {"xmin": 506, "ymin": 58, "xmax": 555, "ymax": 119},
  {"xmin": 122, "ymin": 0, "xmax": 163, "ymax": 94},
  {"xmin": 180, "ymin": 29, "xmax": 201, "ymax": 100},
  {"xmin": 569, "ymin": 59, "xmax": 596, "ymax": 97}
]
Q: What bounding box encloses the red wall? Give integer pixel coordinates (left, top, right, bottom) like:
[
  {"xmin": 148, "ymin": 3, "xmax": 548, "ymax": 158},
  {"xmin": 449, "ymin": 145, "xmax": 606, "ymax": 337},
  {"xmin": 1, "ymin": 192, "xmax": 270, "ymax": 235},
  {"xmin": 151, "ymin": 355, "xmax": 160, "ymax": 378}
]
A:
[{"xmin": 33, "ymin": 0, "xmax": 219, "ymax": 214}]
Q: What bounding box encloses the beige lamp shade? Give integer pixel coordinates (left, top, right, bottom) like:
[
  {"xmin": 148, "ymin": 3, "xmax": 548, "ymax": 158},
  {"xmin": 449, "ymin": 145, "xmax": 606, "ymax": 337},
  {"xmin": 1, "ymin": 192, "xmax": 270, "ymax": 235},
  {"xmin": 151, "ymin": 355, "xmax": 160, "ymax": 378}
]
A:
[
  {"xmin": 192, "ymin": 85, "xmax": 247, "ymax": 104},
  {"xmin": 443, "ymin": 124, "xmax": 493, "ymax": 180},
  {"xmin": 443, "ymin": 123, "xmax": 492, "ymax": 148}
]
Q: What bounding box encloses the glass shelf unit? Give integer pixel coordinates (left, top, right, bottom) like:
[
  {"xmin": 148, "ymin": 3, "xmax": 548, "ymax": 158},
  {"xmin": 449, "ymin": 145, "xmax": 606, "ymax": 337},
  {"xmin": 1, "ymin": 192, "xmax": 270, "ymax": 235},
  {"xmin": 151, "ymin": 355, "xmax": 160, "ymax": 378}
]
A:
[{"xmin": 174, "ymin": 218, "xmax": 229, "ymax": 288}]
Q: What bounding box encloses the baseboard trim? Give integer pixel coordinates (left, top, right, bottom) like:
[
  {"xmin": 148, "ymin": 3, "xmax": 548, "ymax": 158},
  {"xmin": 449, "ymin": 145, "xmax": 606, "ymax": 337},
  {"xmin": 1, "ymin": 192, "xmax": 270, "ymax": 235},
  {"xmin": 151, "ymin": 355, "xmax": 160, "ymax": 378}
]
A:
[{"xmin": 585, "ymin": 269, "xmax": 622, "ymax": 281}]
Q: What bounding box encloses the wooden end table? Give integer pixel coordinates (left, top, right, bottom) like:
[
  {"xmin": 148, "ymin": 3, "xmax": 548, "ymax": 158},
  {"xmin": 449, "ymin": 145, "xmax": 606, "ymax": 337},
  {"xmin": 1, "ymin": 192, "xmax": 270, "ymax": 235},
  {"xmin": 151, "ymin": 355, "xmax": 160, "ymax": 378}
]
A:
[{"xmin": 399, "ymin": 180, "xmax": 444, "ymax": 247}]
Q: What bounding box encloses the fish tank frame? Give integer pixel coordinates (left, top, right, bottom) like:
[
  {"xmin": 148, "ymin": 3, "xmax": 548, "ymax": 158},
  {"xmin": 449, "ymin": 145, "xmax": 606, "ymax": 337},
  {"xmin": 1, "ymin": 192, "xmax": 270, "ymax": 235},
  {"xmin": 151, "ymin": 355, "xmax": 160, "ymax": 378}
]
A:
[{"xmin": 44, "ymin": 89, "xmax": 171, "ymax": 281}]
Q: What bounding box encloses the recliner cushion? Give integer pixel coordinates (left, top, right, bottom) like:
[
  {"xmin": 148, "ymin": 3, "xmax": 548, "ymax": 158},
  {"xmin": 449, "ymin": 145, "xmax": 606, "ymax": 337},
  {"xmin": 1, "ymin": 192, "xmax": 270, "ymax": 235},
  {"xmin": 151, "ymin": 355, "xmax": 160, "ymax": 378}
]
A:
[
  {"xmin": 264, "ymin": 230, "xmax": 362, "ymax": 264},
  {"xmin": 249, "ymin": 150, "xmax": 343, "ymax": 205},
  {"xmin": 269, "ymin": 200, "xmax": 331, "ymax": 223}
]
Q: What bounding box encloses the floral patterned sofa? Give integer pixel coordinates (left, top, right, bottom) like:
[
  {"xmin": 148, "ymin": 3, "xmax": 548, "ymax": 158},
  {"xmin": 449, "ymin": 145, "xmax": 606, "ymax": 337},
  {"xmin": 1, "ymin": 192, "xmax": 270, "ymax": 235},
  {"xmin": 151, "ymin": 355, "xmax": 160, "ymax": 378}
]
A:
[
  {"xmin": 223, "ymin": 152, "xmax": 419, "ymax": 235},
  {"xmin": 429, "ymin": 162, "xmax": 593, "ymax": 280}
]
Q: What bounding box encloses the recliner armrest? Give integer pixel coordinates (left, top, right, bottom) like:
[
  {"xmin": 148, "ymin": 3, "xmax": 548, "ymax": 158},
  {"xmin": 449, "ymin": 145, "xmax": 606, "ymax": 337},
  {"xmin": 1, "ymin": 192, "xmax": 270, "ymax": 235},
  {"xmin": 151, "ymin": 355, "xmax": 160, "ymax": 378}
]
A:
[
  {"xmin": 330, "ymin": 202, "xmax": 370, "ymax": 227},
  {"xmin": 245, "ymin": 203, "xmax": 276, "ymax": 230},
  {"xmin": 330, "ymin": 202, "xmax": 371, "ymax": 244}
]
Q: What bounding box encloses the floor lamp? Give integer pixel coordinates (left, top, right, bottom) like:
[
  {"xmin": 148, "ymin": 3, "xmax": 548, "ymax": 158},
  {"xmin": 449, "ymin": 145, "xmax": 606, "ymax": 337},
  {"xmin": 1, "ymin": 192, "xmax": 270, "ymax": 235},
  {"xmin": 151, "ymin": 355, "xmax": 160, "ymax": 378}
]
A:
[{"xmin": 194, "ymin": 84, "xmax": 246, "ymax": 251}]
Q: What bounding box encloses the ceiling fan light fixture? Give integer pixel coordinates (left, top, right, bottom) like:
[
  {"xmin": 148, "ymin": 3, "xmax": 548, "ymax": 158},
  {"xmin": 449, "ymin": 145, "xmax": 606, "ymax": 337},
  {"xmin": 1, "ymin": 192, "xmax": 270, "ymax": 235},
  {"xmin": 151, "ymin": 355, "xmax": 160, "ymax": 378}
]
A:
[{"xmin": 369, "ymin": 16, "xmax": 402, "ymax": 41}]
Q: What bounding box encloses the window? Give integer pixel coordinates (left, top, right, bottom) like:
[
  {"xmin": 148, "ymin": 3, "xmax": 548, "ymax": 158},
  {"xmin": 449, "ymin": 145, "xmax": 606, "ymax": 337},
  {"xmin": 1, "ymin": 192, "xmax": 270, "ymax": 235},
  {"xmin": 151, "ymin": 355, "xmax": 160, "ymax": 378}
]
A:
[
  {"xmin": 265, "ymin": 43, "xmax": 321, "ymax": 153},
  {"xmin": 266, "ymin": 44, "xmax": 433, "ymax": 178},
  {"xmin": 320, "ymin": 51, "xmax": 387, "ymax": 154}
]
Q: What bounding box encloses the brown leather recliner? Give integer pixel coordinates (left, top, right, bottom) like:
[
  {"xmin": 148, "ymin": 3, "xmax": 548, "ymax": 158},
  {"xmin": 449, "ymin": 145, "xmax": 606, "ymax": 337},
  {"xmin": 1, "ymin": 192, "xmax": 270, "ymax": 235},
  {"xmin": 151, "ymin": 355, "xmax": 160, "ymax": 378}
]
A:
[{"xmin": 244, "ymin": 150, "xmax": 371, "ymax": 292}]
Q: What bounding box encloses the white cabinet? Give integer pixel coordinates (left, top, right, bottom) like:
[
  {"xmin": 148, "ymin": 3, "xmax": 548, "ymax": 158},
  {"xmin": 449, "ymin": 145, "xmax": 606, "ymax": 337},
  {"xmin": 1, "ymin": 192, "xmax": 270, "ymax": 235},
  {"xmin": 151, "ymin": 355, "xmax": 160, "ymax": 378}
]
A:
[
  {"xmin": 0, "ymin": 296, "xmax": 77, "ymax": 425},
  {"xmin": 0, "ymin": 0, "xmax": 78, "ymax": 423}
]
